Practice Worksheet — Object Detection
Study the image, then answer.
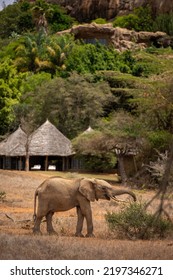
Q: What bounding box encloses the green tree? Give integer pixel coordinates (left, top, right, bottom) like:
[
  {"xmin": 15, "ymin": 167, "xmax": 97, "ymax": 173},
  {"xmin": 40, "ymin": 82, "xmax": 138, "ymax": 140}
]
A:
[
  {"xmin": 3, "ymin": 33, "xmax": 75, "ymax": 75},
  {"xmin": 0, "ymin": 1, "xmax": 34, "ymax": 38},
  {"xmin": 0, "ymin": 58, "xmax": 25, "ymax": 134},
  {"xmin": 135, "ymin": 81, "xmax": 173, "ymax": 149},
  {"xmin": 22, "ymin": 72, "xmax": 112, "ymax": 138},
  {"xmin": 13, "ymin": 71, "xmax": 51, "ymax": 136},
  {"xmin": 47, "ymin": 3, "xmax": 74, "ymax": 33},
  {"xmin": 74, "ymin": 111, "xmax": 142, "ymax": 182},
  {"xmin": 0, "ymin": 0, "xmax": 74, "ymax": 39}
]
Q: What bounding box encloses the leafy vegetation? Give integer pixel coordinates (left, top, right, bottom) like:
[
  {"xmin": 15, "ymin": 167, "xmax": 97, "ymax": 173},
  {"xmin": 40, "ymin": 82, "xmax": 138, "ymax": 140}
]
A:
[
  {"xmin": 106, "ymin": 202, "xmax": 173, "ymax": 239},
  {"xmin": 113, "ymin": 6, "xmax": 154, "ymax": 32},
  {"xmin": 0, "ymin": 0, "xmax": 74, "ymax": 38},
  {"xmin": 113, "ymin": 5, "xmax": 173, "ymax": 36},
  {"xmin": 0, "ymin": 58, "xmax": 26, "ymax": 133}
]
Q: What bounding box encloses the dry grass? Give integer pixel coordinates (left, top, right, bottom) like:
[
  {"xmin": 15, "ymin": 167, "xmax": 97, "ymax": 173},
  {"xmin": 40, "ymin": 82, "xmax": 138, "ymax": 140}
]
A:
[{"xmin": 0, "ymin": 170, "xmax": 173, "ymax": 260}]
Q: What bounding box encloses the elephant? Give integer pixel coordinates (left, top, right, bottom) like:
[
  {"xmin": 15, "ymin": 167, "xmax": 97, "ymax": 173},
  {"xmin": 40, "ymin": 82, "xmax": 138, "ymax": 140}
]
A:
[{"xmin": 33, "ymin": 177, "xmax": 136, "ymax": 237}]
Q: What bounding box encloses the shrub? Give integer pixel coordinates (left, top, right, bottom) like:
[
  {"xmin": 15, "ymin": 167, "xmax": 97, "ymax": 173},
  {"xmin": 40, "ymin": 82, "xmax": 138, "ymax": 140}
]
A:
[
  {"xmin": 153, "ymin": 13, "xmax": 173, "ymax": 36},
  {"xmin": 92, "ymin": 18, "xmax": 107, "ymax": 24},
  {"xmin": 105, "ymin": 202, "xmax": 173, "ymax": 239},
  {"xmin": 132, "ymin": 62, "xmax": 159, "ymax": 77},
  {"xmin": 113, "ymin": 14, "xmax": 139, "ymax": 30},
  {"xmin": 82, "ymin": 153, "xmax": 117, "ymax": 172},
  {"xmin": 113, "ymin": 6, "xmax": 153, "ymax": 32}
]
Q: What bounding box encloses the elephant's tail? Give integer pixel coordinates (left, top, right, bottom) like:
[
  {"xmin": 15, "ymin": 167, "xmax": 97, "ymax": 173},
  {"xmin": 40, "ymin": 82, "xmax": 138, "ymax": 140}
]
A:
[{"xmin": 33, "ymin": 189, "xmax": 39, "ymax": 222}]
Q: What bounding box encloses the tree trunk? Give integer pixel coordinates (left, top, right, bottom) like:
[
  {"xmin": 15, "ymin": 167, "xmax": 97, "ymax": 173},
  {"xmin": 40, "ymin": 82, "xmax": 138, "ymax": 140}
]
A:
[
  {"xmin": 117, "ymin": 154, "xmax": 128, "ymax": 184},
  {"xmin": 25, "ymin": 137, "xmax": 30, "ymax": 171}
]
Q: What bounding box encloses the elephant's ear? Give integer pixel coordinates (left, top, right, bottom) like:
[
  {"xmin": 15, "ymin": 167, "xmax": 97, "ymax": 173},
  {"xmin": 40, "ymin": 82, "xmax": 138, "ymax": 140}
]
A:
[{"xmin": 79, "ymin": 179, "xmax": 96, "ymax": 202}]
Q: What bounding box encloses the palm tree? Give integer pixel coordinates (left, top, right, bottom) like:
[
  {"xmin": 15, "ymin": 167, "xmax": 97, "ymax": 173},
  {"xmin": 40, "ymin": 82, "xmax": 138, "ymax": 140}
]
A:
[
  {"xmin": 13, "ymin": 32, "xmax": 75, "ymax": 74},
  {"xmin": 31, "ymin": 0, "xmax": 53, "ymax": 34}
]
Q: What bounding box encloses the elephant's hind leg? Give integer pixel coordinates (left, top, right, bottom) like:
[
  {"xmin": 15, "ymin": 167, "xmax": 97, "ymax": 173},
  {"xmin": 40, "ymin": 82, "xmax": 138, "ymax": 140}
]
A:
[
  {"xmin": 33, "ymin": 216, "xmax": 43, "ymax": 235},
  {"xmin": 46, "ymin": 212, "xmax": 57, "ymax": 235}
]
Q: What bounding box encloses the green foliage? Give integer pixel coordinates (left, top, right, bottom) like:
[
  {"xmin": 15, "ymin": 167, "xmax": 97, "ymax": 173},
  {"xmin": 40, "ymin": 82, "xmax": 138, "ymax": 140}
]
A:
[
  {"xmin": 47, "ymin": 4, "xmax": 75, "ymax": 33},
  {"xmin": 91, "ymin": 18, "xmax": 107, "ymax": 24},
  {"xmin": 113, "ymin": 6, "xmax": 153, "ymax": 32},
  {"xmin": 132, "ymin": 62, "xmax": 154, "ymax": 77},
  {"xmin": 0, "ymin": 1, "xmax": 33, "ymax": 38},
  {"xmin": 0, "ymin": 0, "xmax": 74, "ymax": 38},
  {"xmin": 0, "ymin": 58, "xmax": 26, "ymax": 134},
  {"xmin": 113, "ymin": 14, "xmax": 139, "ymax": 30},
  {"xmin": 13, "ymin": 71, "xmax": 51, "ymax": 129},
  {"xmin": 65, "ymin": 42, "xmax": 121, "ymax": 74},
  {"xmin": 79, "ymin": 154, "xmax": 117, "ymax": 172},
  {"xmin": 20, "ymin": 73, "xmax": 112, "ymax": 138},
  {"xmin": 66, "ymin": 44, "xmax": 160, "ymax": 77},
  {"xmin": 147, "ymin": 130, "xmax": 172, "ymax": 151},
  {"xmin": 106, "ymin": 202, "xmax": 173, "ymax": 239},
  {"xmin": 1, "ymin": 32, "xmax": 75, "ymax": 74},
  {"xmin": 153, "ymin": 13, "xmax": 173, "ymax": 36}
]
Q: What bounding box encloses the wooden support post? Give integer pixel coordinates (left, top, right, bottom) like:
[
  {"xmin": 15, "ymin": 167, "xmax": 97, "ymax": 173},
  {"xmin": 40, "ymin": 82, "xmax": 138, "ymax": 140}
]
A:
[
  {"xmin": 45, "ymin": 155, "xmax": 48, "ymax": 171},
  {"xmin": 19, "ymin": 156, "xmax": 22, "ymax": 171},
  {"xmin": 62, "ymin": 157, "xmax": 65, "ymax": 171}
]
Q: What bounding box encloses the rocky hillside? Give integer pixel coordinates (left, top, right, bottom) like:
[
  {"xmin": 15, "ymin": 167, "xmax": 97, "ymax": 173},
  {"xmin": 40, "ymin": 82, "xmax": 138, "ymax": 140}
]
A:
[{"xmin": 51, "ymin": 0, "xmax": 173, "ymax": 22}]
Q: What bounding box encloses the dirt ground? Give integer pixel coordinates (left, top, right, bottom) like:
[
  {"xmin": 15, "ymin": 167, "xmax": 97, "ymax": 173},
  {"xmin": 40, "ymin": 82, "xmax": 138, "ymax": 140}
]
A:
[{"xmin": 0, "ymin": 169, "xmax": 173, "ymax": 260}]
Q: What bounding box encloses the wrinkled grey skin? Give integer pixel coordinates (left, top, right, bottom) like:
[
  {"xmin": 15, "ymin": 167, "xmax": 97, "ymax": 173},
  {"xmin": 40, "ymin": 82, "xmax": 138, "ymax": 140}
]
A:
[{"xmin": 33, "ymin": 177, "xmax": 136, "ymax": 237}]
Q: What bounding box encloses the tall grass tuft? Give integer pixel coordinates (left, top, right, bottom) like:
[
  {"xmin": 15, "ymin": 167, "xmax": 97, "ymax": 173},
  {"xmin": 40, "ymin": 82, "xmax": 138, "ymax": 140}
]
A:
[{"xmin": 0, "ymin": 191, "xmax": 6, "ymax": 201}]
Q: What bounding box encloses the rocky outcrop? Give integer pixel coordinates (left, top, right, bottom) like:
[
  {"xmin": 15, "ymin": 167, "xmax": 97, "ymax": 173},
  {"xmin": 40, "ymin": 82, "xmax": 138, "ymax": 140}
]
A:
[
  {"xmin": 51, "ymin": 0, "xmax": 173, "ymax": 22},
  {"xmin": 57, "ymin": 23, "xmax": 171, "ymax": 51},
  {"xmin": 151, "ymin": 0, "xmax": 173, "ymax": 14}
]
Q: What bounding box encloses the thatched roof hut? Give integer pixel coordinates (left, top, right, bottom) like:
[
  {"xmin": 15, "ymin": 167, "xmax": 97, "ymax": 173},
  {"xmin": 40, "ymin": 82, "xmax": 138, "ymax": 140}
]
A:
[
  {"xmin": 0, "ymin": 120, "xmax": 74, "ymax": 171},
  {"xmin": 0, "ymin": 126, "xmax": 27, "ymax": 156},
  {"xmin": 29, "ymin": 120, "xmax": 73, "ymax": 156}
]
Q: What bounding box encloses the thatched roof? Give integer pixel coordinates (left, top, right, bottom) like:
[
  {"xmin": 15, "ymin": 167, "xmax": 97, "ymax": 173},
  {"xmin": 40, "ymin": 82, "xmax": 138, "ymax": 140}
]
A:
[
  {"xmin": 0, "ymin": 120, "xmax": 74, "ymax": 157},
  {"xmin": 28, "ymin": 120, "xmax": 73, "ymax": 156},
  {"xmin": 0, "ymin": 126, "xmax": 27, "ymax": 156}
]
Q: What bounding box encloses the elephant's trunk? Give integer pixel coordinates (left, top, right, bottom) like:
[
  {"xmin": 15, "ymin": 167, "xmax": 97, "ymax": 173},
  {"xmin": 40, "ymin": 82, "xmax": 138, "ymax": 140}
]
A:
[{"xmin": 109, "ymin": 189, "xmax": 136, "ymax": 202}]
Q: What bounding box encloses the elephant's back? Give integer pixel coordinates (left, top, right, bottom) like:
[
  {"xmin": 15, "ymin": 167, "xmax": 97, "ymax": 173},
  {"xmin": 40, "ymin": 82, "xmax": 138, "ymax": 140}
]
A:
[{"xmin": 39, "ymin": 177, "xmax": 77, "ymax": 194}]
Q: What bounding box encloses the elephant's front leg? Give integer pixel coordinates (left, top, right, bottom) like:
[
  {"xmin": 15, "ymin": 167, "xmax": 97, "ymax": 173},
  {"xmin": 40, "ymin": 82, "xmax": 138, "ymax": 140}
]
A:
[
  {"xmin": 85, "ymin": 207, "xmax": 95, "ymax": 237},
  {"xmin": 79, "ymin": 201, "xmax": 94, "ymax": 237},
  {"xmin": 75, "ymin": 206, "xmax": 84, "ymax": 237}
]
